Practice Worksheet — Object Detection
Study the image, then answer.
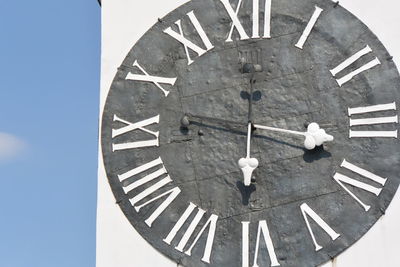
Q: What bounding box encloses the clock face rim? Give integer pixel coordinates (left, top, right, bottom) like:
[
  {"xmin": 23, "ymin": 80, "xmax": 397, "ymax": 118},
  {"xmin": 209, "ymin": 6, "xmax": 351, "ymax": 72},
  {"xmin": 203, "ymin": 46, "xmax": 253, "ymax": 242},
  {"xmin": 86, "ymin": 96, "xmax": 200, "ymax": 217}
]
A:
[{"xmin": 100, "ymin": 0, "xmax": 400, "ymax": 266}]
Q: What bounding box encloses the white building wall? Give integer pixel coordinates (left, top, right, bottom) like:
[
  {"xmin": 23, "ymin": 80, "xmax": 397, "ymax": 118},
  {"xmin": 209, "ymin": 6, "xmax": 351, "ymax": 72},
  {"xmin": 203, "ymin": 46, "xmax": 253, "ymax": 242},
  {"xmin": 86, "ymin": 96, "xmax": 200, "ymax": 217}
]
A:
[{"xmin": 96, "ymin": 1, "xmax": 400, "ymax": 266}]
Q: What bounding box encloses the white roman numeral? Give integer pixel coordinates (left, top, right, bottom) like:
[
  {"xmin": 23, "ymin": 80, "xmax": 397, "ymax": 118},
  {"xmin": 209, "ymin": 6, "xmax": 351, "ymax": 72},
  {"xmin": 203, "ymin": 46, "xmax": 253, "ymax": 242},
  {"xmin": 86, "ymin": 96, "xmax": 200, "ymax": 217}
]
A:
[
  {"xmin": 252, "ymin": 0, "xmax": 272, "ymax": 39},
  {"xmin": 164, "ymin": 11, "xmax": 214, "ymax": 65},
  {"xmin": 220, "ymin": 0, "xmax": 249, "ymax": 42},
  {"xmin": 300, "ymin": 203, "xmax": 340, "ymax": 251},
  {"xmin": 112, "ymin": 115, "xmax": 159, "ymax": 151},
  {"xmin": 330, "ymin": 45, "xmax": 381, "ymax": 87},
  {"xmin": 295, "ymin": 6, "xmax": 323, "ymax": 49},
  {"xmin": 333, "ymin": 159, "xmax": 387, "ymax": 211},
  {"xmin": 163, "ymin": 203, "xmax": 218, "ymax": 264},
  {"xmin": 348, "ymin": 102, "xmax": 398, "ymax": 138},
  {"xmin": 242, "ymin": 221, "xmax": 280, "ymax": 267},
  {"xmin": 118, "ymin": 157, "xmax": 181, "ymax": 227},
  {"xmin": 126, "ymin": 60, "xmax": 176, "ymax": 97},
  {"xmin": 221, "ymin": 0, "xmax": 271, "ymax": 42}
]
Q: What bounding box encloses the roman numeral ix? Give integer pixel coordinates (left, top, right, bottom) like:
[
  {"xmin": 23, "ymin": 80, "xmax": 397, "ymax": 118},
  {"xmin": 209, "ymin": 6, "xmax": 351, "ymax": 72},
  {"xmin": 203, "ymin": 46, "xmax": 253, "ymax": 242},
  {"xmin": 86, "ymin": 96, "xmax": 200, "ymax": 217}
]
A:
[{"xmin": 112, "ymin": 115, "xmax": 160, "ymax": 151}]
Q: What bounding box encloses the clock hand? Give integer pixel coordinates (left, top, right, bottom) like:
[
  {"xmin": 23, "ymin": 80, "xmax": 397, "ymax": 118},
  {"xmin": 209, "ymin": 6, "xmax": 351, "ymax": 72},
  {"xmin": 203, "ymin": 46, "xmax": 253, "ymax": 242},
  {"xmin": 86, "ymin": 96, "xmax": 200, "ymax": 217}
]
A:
[
  {"xmin": 254, "ymin": 122, "xmax": 334, "ymax": 150},
  {"xmin": 237, "ymin": 63, "xmax": 263, "ymax": 186},
  {"xmin": 238, "ymin": 123, "xmax": 259, "ymax": 186},
  {"xmin": 248, "ymin": 72, "xmax": 255, "ymax": 123}
]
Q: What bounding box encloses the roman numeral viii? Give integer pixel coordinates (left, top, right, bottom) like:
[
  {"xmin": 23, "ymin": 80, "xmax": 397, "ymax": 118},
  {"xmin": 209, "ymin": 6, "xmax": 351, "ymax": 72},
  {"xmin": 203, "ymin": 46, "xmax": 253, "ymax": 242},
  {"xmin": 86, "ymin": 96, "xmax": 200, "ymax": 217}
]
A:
[
  {"xmin": 330, "ymin": 45, "xmax": 381, "ymax": 87},
  {"xmin": 333, "ymin": 159, "xmax": 387, "ymax": 211},
  {"xmin": 163, "ymin": 203, "xmax": 218, "ymax": 264},
  {"xmin": 118, "ymin": 157, "xmax": 181, "ymax": 227},
  {"xmin": 348, "ymin": 102, "xmax": 398, "ymax": 138}
]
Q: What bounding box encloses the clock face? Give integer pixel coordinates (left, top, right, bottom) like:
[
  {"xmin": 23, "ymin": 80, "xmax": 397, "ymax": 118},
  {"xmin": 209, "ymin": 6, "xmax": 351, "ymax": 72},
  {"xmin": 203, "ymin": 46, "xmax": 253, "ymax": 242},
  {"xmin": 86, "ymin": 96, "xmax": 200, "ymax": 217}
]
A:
[{"xmin": 100, "ymin": 0, "xmax": 400, "ymax": 266}]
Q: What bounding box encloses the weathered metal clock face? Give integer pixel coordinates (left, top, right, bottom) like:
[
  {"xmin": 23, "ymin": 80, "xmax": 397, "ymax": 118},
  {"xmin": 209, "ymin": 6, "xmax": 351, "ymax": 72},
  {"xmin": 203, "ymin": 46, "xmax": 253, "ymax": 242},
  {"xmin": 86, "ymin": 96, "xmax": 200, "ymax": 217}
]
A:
[{"xmin": 101, "ymin": 0, "xmax": 400, "ymax": 266}]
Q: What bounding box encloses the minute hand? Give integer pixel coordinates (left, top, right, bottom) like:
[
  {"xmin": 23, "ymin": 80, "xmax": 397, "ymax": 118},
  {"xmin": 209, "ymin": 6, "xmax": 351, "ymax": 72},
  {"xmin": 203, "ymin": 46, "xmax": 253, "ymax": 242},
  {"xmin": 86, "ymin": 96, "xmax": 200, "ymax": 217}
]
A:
[
  {"xmin": 254, "ymin": 124, "xmax": 307, "ymax": 136},
  {"xmin": 253, "ymin": 122, "xmax": 334, "ymax": 150}
]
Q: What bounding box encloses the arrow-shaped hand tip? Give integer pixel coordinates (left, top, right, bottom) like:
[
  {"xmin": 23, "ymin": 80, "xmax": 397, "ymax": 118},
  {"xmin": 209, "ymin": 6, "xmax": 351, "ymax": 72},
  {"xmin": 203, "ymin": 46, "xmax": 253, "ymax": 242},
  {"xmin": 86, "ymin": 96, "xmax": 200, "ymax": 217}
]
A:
[{"xmin": 238, "ymin": 157, "xmax": 259, "ymax": 186}]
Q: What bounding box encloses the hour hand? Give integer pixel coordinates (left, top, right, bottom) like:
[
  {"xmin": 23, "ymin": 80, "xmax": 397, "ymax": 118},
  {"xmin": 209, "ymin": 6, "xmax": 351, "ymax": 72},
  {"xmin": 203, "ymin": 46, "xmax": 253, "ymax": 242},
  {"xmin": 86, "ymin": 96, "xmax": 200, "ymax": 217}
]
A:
[
  {"xmin": 253, "ymin": 122, "xmax": 334, "ymax": 150},
  {"xmin": 238, "ymin": 157, "xmax": 259, "ymax": 186},
  {"xmin": 238, "ymin": 123, "xmax": 259, "ymax": 186}
]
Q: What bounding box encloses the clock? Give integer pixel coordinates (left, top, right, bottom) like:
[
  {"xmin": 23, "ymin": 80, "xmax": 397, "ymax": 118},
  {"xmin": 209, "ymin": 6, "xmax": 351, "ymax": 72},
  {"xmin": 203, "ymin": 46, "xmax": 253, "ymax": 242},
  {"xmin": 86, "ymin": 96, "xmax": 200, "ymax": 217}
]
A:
[{"xmin": 99, "ymin": 0, "xmax": 400, "ymax": 266}]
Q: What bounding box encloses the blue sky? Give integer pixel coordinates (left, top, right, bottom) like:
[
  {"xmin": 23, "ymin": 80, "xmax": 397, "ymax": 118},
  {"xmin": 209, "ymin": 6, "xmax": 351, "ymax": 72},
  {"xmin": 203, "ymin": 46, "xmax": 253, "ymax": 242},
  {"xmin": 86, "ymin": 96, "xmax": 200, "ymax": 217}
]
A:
[{"xmin": 0, "ymin": 1, "xmax": 100, "ymax": 266}]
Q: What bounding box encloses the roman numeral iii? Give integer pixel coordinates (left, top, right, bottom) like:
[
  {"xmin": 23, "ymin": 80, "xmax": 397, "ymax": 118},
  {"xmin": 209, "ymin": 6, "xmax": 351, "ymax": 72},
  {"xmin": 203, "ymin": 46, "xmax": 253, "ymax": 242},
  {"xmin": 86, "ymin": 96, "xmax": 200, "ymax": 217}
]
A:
[
  {"xmin": 118, "ymin": 157, "xmax": 181, "ymax": 227},
  {"xmin": 330, "ymin": 45, "xmax": 381, "ymax": 87},
  {"xmin": 242, "ymin": 220, "xmax": 280, "ymax": 267},
  {"xmin": 348, "ymin": 102, "xmax": 398, "ymax": 138},
  {"xmin": 333, "ymin": 159, "xmax": 387, "ymax": 211},
  {"xmin": 164, "ymin": 11, "xmax": 214, "ymax": 65},
  {"xmin": 163, "ymin": 203, "xmax": 218, "ymax": 264}
]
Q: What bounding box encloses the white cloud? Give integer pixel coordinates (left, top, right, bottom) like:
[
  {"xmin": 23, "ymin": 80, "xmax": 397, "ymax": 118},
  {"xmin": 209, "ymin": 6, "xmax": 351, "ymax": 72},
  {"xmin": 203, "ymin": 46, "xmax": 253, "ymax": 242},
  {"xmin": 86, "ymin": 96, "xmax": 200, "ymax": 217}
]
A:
[{"xmin": 0, "ymin": 132, "xmax": 26, "ymax": 162}]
